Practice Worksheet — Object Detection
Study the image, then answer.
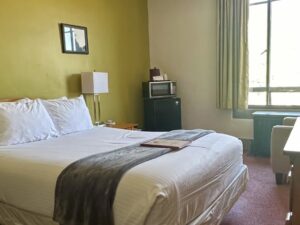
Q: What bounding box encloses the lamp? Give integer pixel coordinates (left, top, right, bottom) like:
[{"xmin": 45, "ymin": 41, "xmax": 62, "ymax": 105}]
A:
[{"xmin": 81, "ymin": 72, "xmax": 109, "ymax": 125}]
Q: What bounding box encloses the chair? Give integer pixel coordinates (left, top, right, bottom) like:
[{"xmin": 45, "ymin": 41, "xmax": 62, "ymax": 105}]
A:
[{"xmin": 271, "ymin": 117, "xmax": 297, "ymax": 184}]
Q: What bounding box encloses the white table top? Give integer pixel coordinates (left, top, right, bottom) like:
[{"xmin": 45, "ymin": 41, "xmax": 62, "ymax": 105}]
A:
[{"xmin": 284, "ymin": 118, "xmax": 300, "ymax": 155}]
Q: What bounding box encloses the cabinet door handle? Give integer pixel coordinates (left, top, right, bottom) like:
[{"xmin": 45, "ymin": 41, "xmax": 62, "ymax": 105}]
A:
[{"xmin": 175, "ymin": 101, "xmax": 179, "ymax": 105}]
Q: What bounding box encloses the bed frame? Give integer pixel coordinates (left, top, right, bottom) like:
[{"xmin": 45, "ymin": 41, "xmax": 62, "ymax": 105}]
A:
[{"xmin": 0, "ymin": 98, "xmax": 20, "ymax": 102}]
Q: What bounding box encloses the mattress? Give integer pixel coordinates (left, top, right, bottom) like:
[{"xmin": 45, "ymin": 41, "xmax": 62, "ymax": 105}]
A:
[{"xmin": 0, "ymin": 127, "xmax": 248, "ymax": 225}]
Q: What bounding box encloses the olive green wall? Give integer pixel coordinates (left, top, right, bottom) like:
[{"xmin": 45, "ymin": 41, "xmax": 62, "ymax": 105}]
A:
[{"xmin": 0, "ymin": 0, "xmax": 150, "ymax": 124}]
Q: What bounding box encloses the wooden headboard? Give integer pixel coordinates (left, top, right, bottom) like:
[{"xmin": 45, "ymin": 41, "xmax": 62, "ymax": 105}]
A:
[{"xmin": 0, "ymin": 98, "xmax": 22, "ymax": 102}]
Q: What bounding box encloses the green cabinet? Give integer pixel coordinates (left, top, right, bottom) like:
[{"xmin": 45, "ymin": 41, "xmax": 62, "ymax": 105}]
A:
[
  {"xmin": 252, "ymin": 111, "xmax": 300, "ymax": 157},
  {"xmin": 144, "ymin": 97, "xmax": 182, "ymax": 131}
]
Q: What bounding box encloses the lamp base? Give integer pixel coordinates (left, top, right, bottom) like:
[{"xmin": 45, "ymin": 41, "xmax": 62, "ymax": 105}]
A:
[{"xmin": 83, "ymin": 94, "xmax": 103, "ymax": 125}]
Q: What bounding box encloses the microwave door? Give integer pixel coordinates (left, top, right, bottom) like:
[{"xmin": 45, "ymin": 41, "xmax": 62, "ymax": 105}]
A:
[{"xmin": 151, "ymin": 83, "xmax": 170, "ymax": 97}]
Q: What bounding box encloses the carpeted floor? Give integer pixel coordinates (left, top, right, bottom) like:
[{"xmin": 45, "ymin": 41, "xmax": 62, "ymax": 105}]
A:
[{"xmin": 221, "ymin": 156, "xmax": 289, "ymax": 225}]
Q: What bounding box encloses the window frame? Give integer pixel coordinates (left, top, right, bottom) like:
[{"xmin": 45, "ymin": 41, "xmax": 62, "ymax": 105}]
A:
[{"xmin": 234, "ymin": 0, "xmax": 300, "ymax": 119}]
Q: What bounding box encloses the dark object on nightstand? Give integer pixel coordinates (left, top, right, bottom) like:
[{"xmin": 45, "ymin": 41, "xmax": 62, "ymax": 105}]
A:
[{"xmin": 144, "ymin": 97, "xmax": 181, "ymax": 131}]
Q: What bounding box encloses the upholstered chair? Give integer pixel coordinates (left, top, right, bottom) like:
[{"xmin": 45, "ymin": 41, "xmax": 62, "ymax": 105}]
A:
[{"xmin": 271, "ymin": 117, "xmax": 297, "ymax": 184}]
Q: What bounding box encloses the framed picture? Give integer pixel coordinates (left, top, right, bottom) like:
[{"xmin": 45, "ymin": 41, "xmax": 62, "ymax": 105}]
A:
[{"xmin": 60, "ymin": 23, "xmax": 89, "ymax": 54}]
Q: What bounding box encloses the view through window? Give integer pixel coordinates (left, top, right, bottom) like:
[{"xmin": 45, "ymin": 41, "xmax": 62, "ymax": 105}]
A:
[{"xmin": 248, "ymin": 0, "xmax": 300, "ymax": 107}]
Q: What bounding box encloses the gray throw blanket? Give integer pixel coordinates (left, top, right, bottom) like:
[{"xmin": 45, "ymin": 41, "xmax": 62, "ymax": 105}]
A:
[{"xmin": 53, "ymin": 129, "xmax": 212, "ymax": 225}]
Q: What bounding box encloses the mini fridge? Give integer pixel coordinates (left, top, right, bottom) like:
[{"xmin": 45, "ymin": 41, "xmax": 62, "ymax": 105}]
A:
[{"xmin": 143, "ymin": 97, "xmax": 182, "ymax": 131}]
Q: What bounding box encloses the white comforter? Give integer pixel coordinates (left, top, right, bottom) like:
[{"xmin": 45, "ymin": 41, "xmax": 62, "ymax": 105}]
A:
[{"xmin": 0, "ymin": 127, "xmax": 244, "ymax": 225}]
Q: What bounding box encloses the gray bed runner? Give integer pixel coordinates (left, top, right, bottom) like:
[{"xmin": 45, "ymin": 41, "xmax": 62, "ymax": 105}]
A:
[{"xmin": 53, "ymin": 129, "xmax": 212, "ymax": 225}]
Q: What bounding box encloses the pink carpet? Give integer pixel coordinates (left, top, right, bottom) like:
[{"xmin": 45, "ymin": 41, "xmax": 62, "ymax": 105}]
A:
[{"xmin": 221, "ymin": 156, "xmax": 289, "ymax": 225}]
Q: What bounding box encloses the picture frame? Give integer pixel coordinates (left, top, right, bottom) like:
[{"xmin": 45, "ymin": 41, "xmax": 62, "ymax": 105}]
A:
[{"xmin": 60, "ymin": 23, "xmax": 89, "ymax": 54}]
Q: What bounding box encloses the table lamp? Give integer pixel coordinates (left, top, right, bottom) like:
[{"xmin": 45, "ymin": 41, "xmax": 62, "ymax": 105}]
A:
[{"xmin": 81, "ymin": 72, "xmax": 109, "ymax": 125}]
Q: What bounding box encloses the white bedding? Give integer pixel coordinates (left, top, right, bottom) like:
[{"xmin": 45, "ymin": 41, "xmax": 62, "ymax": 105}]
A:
[{"xmin": 0, "ymin": 127, "xmax": 247, "ymax": 225}]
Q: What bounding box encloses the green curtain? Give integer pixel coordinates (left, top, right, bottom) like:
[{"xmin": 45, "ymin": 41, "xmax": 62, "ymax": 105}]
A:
[{"xmin": 217, "ymin": 0, "xmax": 249, "ymax": 110}]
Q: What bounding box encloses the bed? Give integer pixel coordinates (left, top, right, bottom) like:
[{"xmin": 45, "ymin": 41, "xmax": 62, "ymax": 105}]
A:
[
  {"xmin": 0, "ymin": 126, "xmax": 248, "ymax": 225},
  {"xmin": 0, "ymin": 97, "xmax": 248, "ymax": 225}
]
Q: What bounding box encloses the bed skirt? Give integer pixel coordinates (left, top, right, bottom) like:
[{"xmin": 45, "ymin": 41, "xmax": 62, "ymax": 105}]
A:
[{"xmin": 0, "ymin": 166, "xmax": 248, "ymax": 225}]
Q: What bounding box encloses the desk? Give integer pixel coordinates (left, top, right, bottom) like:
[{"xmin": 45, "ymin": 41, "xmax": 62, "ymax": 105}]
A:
[{"xmin": 284, "ymin": 118, "xmax": 300, "ymax": 225}]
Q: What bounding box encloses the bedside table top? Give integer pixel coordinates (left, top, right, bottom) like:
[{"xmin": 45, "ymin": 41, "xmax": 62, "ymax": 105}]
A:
[{"xmin": 107, "ymin": 122, "xmax": 138, "ymax": 130}]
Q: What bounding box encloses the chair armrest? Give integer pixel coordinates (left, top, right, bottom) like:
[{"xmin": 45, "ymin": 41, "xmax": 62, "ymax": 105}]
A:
[{"xmin": 283, "ymin": 117, "xmax": 297, "ymax": 126}]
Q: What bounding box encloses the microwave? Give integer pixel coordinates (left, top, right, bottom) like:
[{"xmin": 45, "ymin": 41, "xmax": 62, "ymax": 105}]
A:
[{"xmin": 143, "ymin": 81, "xmax": 176, "ymax": 98}]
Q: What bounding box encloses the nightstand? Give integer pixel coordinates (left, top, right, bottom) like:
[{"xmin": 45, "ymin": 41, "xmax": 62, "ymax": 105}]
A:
[{"xmin": 107, "ymin": 122, "xmax": 138, "ymax": 130}]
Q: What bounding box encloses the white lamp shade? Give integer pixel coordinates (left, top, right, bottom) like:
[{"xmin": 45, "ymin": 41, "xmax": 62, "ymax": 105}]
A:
[{"xmin": 81, "ymin": 72, "xmax": 109, "ymax": 94}]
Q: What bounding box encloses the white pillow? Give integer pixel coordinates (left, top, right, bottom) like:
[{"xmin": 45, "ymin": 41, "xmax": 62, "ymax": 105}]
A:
[
  {"xmin": 0, "ymin": 100, "xmax": 59, "ymax": 146},
  {"xmin": 18, "ymin": 98, "xmax": 32, "ymax": 103},
  {"xmin": 41, "ymin": 95, "xmax": 93, "ymax": 135}
]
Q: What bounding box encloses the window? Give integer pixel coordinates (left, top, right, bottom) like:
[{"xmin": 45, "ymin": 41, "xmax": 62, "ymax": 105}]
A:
[{"xmin": 248, "ymin": 0, "xmax": 300, "ymax": 108}]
